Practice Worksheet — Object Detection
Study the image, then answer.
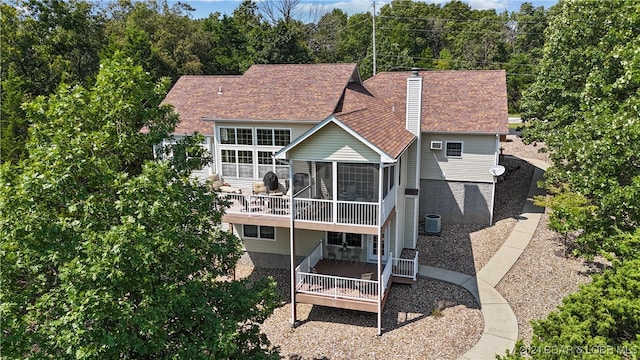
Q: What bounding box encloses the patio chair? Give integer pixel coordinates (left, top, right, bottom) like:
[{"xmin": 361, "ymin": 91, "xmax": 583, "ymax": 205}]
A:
[
  {"xmin": 360, "ymin": 272, "xmax": 373, "ymax": 281},
  {"xmin": 350, "ymin": 247, "xmax": 362, "ymax": 265},
  {"xmin": 325, "ymin": 246, "xmax": 337, "ymax": 263},
  {"xmin": 356, "ymin": 272, "xmax": 374, "ymax": 297},
  {"xmin": 252, "ymin": 181, "xmax": 267, "ymax": 195}
]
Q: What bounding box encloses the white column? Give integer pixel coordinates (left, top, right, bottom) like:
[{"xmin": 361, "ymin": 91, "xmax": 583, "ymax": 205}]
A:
[
  {"xmin": 289, "ymin": 160, "xmax": 297, "ymax": 327},
  {"xmin": 377, "ymin": 162, "xmax": 384, "ymax": 336}
]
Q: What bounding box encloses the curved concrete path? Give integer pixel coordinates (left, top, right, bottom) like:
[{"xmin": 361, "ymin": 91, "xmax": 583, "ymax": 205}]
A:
[{"xmin": 419, "ymin": 158, "xmax": 550, "ymax": 360}]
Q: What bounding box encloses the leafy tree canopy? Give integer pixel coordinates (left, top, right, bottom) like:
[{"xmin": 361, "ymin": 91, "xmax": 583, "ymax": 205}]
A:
[
  {"xmin": 500, "ymin": 235, "xmax": 640, "ymax": 359},
  {"xmin": 0, "ymin": 54, "xmax": 279, "ymax": 359},
  {"xmin": 521, "ymin": 0, "xmax": 640, "ymax": 257}
]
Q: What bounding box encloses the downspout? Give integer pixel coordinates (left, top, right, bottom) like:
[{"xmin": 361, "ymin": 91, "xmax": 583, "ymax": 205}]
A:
[
  {"xmin": 489, "ymin": 134, "xmax": 499, "ymax": 225},
  {"xmin": 414, "ymin": 142, "xmax": 421, "ymax": 248}
]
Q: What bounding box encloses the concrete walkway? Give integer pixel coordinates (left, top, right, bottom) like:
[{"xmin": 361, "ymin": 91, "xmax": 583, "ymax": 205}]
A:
[{"xmin": 419, "ymin": 157, "xmax": 550, "ymax": 360}]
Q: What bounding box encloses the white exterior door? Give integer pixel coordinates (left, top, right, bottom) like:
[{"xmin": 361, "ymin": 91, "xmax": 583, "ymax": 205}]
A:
[{"xmin": 366, "ymin": 234, "xmax": 387, "ymax": 262}]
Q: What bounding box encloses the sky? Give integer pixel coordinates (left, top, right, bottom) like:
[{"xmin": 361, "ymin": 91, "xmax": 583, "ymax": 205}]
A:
[{"xmin": 173, "ymin": 0, "xmax": 559, "ymax": 20}]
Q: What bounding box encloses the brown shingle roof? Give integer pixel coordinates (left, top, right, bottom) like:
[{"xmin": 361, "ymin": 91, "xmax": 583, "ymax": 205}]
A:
[
  {"xmin": 164, "ymin": 63, "xmax": 359, "ymax": 135},
  {"xmin": 335, "ymin": 83, "xmax": 415, "ymax": 159},
  {"xmin": 364, "ymin": 70, "xmax": 508, "ymax": 134},
  {"xmin": 162, "ymin": 75, "xmax": 242, "ymax": 135}
]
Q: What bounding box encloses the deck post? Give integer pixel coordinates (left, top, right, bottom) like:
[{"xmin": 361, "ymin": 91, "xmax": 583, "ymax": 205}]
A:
[
  {"xmin": 377, "ymin": 162, "xmax": 384, "ymax": 336},
  {"xmin": 289, "ymin": 162, "xmax": 297, "ymax": 328}
]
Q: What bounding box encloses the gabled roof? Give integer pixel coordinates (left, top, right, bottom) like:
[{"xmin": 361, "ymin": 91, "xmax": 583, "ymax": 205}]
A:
[
  {"xmin": 164, "ymin": 63, "xmax": 359, "ymax": 135},
  {"xmin": 275, "ymin": 83, "xmax": 416, "ymax": 162},
  {"xmin": 334, "ymin": 83, "xmax": 415, "ymax": 159},
  {"xmin": 364, "ymin": 70, "xmax": 508, "ymax": 134}
]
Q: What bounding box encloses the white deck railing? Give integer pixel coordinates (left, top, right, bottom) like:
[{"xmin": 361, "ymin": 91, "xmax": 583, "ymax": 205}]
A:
[
  {"xmin": 295, "ymin": 249, "xmax": 419, "ymax": 305},
  {"xmin": 294, "ymin": 241, "xmax": 323, "ymax": 280},
  {"xmin": 295, "ymin": 242, "xmax": 379, "ymax": 302},
  {"xmin": 392, "ymin": 252, "xmax": 419, "ymax": 281},
  {"xmin": 222, "ymin": 193, "xmax": 381, "ymax": 227},
  {"xmin": 220, "ymin": 193, "xmax": 289, "ymax": 217},
  {"xmin": 336, "ymin": 201, "xmax": 378, "ymax": 226},
  {"xmin": 293, "ymin": 198, "xmax": 378, "ymax": 226},
  {"xmin": 294, "ymin": 198, "xmax": 333, "ymax": 222},
  {"xmin": 296, "ymin": 272, "xmax": 378, "ymax": 302}
]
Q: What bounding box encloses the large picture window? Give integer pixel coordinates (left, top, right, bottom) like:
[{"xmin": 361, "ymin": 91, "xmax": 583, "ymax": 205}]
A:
[
  {"xmin": 243, "ymin": 225, "xmax": 275, "ymax": 240},
  {"xmin": 218, "ymin": 126, "xmax": 291, "ymax": 179}
]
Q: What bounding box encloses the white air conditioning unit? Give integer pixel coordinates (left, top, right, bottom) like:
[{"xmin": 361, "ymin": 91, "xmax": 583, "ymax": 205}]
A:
[{"xmin": 430, "ymin": 141, "xmax": 443, "ymax": 150}]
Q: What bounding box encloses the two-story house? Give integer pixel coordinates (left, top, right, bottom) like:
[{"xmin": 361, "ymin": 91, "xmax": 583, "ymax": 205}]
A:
[{"xmin": 162, "ymin": 64, "xmax": 508, "ymax": 335}]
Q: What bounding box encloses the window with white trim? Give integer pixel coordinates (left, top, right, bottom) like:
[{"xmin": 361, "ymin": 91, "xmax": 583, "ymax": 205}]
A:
[
  {"xmin": 326, "ymin": 232, "xmax": 363, "ymax": 248},
  {"xmin": 256, "ymin": 128, "xmax": 290, "ymax": 146},
  {"xmin": 243, "ymin": 225, "xmax": 276, "ymax": 240},
  {"xmin": 445, "ymin": 141, "xmax": 463, "ymax": 158},
  {"xmin": 220, "ymin": 127, "xmax": 253, "ymax": 145},
  {"xmin": 220, "ymin": 149, "xmax": 254, "ymax": 178},
  {"xmin": 217, "ymin": 127, "xmax": 291, "ymax": 179},
  {"xmin": 257, "ymin": 151, "xmax": 274, "ymax": 178},
  {"xmin": 221, "ymin": 149, "xmax": 237, "ymax": 177}
]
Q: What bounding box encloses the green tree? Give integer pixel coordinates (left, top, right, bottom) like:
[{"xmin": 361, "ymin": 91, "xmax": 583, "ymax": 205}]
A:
[
  {"xmin": 103, "ymin": 0, "xmax": 202, "ymax": 81},
  {"xmin": 534, "ymin": 185, "xmax": 595, "ymax": 257},
  {"xmin": 254, "ymin": 20, "xmax": 312, "ymax": 64},
  {"xmin": 500, "ymin": 243, "xmax": 640, "ymax": 359},
  {"xmin": 201, "ymin": 13, "xmax": 251, "ymax": 74},
  {"xmin": 520, "ymin": 0, "xmax": 640, "ymax": 257},
  {"xmin": 335, "ymin": 12, "xmax": 372, "ymax": 77},
  {"xmin": 502, "ymin": 2, "xmax": 548, "ymax": 113},
  {"xmin": 0, "ymin": 54, "xmax": 280, "ymax": 359},
  {"xmin": 1, "ymin": 0, "xmax": 106, "ymax": 163},
  {"xmin": 308, "ymin": 9, "xmax": 348, "ymax": 63}
]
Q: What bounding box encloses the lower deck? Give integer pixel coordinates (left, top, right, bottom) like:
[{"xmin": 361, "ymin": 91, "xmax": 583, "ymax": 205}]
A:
[{"xmin": 295, "ymin": 258, "xmax": 417, "ymax": 313}]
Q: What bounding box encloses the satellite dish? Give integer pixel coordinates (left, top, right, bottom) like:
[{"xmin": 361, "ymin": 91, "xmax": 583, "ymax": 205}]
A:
[{"xmin": 489, "ymin": 165, "xmax": 506, "ymax": 176}]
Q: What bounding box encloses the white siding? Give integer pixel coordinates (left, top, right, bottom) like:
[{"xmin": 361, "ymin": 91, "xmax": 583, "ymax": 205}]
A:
[
  {"xmin": 403, "ymin": 197, "xmax": 417, "ymax": 249},
  {"xmin": 406, "ymin": 77, "xmax": 423, "ymax": 136},
  {"xmin": 236, "ymin": 226, "xmax": 323, "ymax": 257},
  {"xmin": 421, "ymin": 134, "xmax": 497, "ymax": 183},
  {"xmin": 192, "ymin": 135, "xmax": 214, "ymax": 181},
  {"xmin": 388, "ymin": 216, "xmax": 397, "ymax": 257},
  {"xmin": 288, "ymin": 122, "xmax": 379, "ymax": 162},
  {"xmin": 406, "ymin": 142, "xmax": 418, "ymax": 188}
]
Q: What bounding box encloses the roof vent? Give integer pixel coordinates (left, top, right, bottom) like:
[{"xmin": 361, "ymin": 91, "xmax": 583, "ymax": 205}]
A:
[
  {"xmin": 217, "ymin": 86, "xmax": 223, "ymax": 95},
  {"xmin": 411, "ymin": 68, "xmax": 419, "ymax": 77}
]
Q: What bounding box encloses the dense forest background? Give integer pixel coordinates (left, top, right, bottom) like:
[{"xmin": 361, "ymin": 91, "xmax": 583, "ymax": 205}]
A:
[
  {"xmin": 2, "ymin": 0, "xmax": 638, "ymax": 358},
  {"xmin": 1, "ymin": 0, "xmax": 549, "ymax": 163}
]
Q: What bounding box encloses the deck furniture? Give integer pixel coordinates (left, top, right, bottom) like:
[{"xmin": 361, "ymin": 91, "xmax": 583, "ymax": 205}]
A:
[{"xmin": 325, "ymin": 246, "xmax": 337, "ymax": 263}]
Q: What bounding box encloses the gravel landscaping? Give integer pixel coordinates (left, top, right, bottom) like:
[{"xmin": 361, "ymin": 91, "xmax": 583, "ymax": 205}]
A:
[{"xmin": 227, "ymin": 133, "xmax": 602, "ymax": 358}]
